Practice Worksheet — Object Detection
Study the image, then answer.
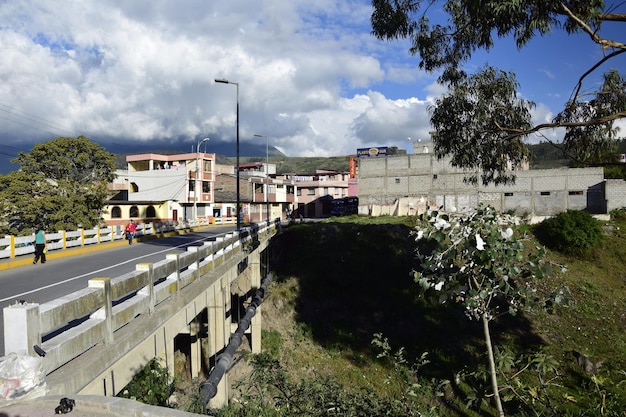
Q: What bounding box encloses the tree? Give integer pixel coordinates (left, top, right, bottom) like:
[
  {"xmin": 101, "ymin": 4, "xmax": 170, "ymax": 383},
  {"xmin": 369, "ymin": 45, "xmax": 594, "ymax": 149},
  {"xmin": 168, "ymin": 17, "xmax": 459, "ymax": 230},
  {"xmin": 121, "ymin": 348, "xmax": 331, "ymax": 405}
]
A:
[
  {"xmin": 429, "ymin": 66, "xmax": 533, "ymax": 184},
  {"xmin": 0, "ymin": 136, "xmax": 117, "ymax": 234},
  {"xmin": 413, "ymin": 205, "xmax": 565, "ymax": 416},
  {"xmin": 0, "ymin": 170, "xmax": 54, "ymax": 235},
  {"xmin": 371, "ymin": 0, "xmax": 626, "ymax": 183}
]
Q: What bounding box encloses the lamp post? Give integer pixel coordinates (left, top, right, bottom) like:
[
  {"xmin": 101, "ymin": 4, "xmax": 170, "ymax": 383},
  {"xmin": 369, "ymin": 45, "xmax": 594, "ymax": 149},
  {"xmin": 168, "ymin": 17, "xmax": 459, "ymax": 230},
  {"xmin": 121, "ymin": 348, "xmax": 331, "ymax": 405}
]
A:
[
  {"xmin": 215, "ymin": 78, "xmax": 241, "ymax": 230},
  {"xmin": 254, "ymin": 134, "xmax": 269, "ymax": 222},
  {"xmin": 195, "ymin": 137, "xmax": 210, "ymax": 223}
]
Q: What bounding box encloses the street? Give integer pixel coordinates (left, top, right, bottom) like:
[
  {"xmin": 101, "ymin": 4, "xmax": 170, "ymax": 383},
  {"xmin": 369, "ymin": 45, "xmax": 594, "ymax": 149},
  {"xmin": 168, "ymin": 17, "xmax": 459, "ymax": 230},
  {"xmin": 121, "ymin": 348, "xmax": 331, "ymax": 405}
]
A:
[{"xmin": 0, "ymin": 226, "xmax": 236, "ymax": 357}]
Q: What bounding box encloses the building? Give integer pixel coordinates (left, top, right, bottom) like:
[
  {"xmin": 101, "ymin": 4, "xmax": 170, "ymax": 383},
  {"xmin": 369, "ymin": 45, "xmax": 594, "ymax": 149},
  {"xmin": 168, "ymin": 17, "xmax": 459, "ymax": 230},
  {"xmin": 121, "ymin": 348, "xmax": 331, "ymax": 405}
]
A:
[
  {"xmin": 357, "ymin": 140, "xmax": 609, "ymax": 217},
  {"xmin": 103, "ymin": 153, "xmax": 297, "ymax": 226},
  {"xmin": 103, "ymin": 152, "xmax": 215, "ymax": 226},
  {"xmin": 235, "ymin": 162, "xmax": 296, "ymax": 222},
  {"xmin": 277, "ymin": 170, "xmax": 352, "ymax": 218}
]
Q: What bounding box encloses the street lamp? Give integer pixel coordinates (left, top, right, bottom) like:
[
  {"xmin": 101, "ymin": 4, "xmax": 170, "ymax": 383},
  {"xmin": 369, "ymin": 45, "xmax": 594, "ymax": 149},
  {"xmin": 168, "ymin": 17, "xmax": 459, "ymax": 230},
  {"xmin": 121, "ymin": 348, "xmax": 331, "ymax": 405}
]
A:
[
  {"xmin": 195, "ymin": 137, "xmax": 210, "ymax": 223},
  {"xmin": 254, "ymin": 134, "xmax": 269, "ymax": 222},
  {"xmin": 214, "ymin": 78, "xmax": 241, "ymax": 230}
]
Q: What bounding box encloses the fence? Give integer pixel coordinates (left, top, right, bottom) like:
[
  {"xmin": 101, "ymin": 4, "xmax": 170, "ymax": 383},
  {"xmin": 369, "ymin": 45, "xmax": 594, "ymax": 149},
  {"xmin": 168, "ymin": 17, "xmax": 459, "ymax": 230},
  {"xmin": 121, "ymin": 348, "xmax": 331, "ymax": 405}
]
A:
[
  {"xmin": 0, "ymin": 218, "xmax": 221, "ymax": 260},
  {"xmin": 2, "ymin": 220, "xmax": 277, "ymax": 380}
]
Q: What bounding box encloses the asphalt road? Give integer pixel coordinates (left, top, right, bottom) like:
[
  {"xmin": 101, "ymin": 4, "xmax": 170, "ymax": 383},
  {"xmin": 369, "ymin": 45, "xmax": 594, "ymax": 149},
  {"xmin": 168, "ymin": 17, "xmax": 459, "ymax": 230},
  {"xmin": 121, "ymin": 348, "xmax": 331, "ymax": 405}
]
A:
[{"xmin": 0, "ymin": 225, "xmax": 236, "ymax": 357}]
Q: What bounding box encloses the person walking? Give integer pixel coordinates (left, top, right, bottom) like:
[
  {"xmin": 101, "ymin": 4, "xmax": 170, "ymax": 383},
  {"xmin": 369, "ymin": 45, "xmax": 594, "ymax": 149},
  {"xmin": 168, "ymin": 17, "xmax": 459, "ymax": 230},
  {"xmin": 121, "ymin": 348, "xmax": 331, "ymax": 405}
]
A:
[
  {"xmin": 125, "ymin": 219, "xmax": 137, "ymax": 245},
  {"xmin": 33, "ymin": 225, "xmax": 47, "ymax": 264}
]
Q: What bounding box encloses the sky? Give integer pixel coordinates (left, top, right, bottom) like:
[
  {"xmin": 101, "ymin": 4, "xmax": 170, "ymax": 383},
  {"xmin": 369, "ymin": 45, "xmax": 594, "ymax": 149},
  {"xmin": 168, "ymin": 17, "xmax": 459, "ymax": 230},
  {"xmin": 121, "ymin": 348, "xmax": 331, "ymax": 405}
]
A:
[{"xmin": 0, "ymin": 0, "xmax": 624, "ymax": 171}]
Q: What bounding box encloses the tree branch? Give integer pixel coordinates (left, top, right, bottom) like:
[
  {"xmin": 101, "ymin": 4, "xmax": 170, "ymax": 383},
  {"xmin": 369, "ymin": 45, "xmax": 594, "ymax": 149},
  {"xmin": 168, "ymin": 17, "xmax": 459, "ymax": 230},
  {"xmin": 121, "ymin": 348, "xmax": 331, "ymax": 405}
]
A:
[
  {"xmin": 598, "ymin": 13, "xmax": 626, "ymax": 22},
  {"xmin": 500, "ymin": 110, "xmax": 626, "ymax": 139},
  {"xmin": 570, "ymin": 49, "xmax": 626, "ymax": 103},
  {"xmin": 560, "ymin": 4, "xmax": 626, "ymax": 50}
]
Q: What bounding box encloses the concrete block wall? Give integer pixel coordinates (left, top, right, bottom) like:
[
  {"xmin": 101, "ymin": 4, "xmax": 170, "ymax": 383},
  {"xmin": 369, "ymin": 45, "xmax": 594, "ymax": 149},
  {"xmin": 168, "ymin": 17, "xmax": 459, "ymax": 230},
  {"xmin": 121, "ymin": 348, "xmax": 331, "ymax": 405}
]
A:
[
  {"xmin": 606, "ymin": 179, "xmax": 626, "ymax": 211},
  {"xmin": 408, "ymin": 154, "xmax": 433, "ymax": 175},
  {"xmin": 501, "ymin": 191, "xmax": 533, "ymax": 213},
  {"xmin": 409, "ymin": 175, "xmax": 433, "ymax": 193},
  {"xmin": 358, "ymin": 154, "xmax": 609, "ymax": 216}
]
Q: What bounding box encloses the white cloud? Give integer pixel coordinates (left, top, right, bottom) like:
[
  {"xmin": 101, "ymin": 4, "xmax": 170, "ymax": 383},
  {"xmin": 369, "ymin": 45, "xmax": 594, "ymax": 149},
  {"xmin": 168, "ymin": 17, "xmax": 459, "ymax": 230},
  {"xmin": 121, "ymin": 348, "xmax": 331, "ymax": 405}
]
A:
[
  {"xmin": 0, "ymin": 0, "xmax": 616, "ymax": 161},
  {"xmin": 0, "ymin": 0, "xmax": 430, "ymax": 156}
]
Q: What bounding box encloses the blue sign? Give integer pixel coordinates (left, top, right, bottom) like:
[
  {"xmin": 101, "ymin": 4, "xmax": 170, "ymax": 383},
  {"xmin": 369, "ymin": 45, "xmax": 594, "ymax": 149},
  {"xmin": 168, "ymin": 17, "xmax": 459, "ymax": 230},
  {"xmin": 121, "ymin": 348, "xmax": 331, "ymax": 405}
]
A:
[{"xmin": 357, "ymin": 147, "xmax": 388, "ymax": 157}]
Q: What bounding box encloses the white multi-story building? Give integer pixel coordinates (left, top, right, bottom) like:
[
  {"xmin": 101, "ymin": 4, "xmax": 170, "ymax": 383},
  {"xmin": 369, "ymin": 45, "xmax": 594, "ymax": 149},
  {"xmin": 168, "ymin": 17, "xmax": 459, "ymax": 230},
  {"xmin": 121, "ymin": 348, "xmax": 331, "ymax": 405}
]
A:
[{"xmin": 104, "ymin": 153, "xmax": 298, "ymax": 226}]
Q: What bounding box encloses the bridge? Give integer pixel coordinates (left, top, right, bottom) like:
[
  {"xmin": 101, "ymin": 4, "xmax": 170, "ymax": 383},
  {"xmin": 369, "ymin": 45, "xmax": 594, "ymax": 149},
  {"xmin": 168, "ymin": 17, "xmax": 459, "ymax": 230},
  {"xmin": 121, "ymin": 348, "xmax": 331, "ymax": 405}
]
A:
[{"xmin": 1, "ymin": 220, "xmax": 279, "ymax": 411}]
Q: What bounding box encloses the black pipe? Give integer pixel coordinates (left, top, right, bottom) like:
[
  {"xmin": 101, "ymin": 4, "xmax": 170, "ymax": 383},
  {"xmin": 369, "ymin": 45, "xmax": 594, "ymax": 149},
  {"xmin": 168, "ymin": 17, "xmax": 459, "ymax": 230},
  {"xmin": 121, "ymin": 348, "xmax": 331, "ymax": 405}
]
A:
[{"xmin": 199, "ymin": 271, "xmax": 272, "ymax": 407}]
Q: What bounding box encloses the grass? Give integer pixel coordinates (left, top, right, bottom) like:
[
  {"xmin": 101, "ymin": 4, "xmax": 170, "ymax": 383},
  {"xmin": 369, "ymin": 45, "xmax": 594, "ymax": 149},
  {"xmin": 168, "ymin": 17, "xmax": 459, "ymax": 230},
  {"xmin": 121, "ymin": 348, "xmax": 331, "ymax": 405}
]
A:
[{"xmin": 254, "ymin": 214, "xmax": 626, "ymax": 416}]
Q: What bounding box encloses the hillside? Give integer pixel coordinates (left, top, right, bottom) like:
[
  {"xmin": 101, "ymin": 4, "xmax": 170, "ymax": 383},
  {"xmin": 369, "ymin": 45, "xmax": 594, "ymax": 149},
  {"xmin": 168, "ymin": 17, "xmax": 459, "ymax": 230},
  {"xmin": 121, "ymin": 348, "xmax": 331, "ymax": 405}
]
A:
[
  {"xmin": 216, "ymin": 216, "xmax": 626, "ymax": 416},
  {"xmin": 113, "ymin": 142, "xmax": 589, "ymax": 174}
]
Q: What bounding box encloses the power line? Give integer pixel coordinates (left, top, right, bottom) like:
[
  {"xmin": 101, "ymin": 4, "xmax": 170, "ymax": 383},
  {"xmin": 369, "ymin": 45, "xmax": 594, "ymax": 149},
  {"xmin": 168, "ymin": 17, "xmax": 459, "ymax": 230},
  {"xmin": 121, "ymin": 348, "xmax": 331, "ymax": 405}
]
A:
[
  {"xmin": 0, "ymin": 103, "xmax": 76, "ymax": 136},
  {"xmin": 0, "ymin": 103, "xmax": 105, "ymax": 143}
]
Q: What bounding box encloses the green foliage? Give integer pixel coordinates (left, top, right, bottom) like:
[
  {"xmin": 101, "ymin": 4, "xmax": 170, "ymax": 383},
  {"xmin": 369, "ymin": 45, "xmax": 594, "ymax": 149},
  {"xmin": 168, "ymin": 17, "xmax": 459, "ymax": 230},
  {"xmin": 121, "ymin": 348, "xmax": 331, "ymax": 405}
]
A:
[
  {"xmin": 429, "ymin": 66, "xmax": 533, "ymax": 185},
  {"xmin": 370, "ymin": 1, "xmax": 626, "ymax": 183},
  {"xmin": 603, "ymin": 163, "xmax": 626, "ymax": 180},
  {"xmin": 414, "ymin": 205, "xmax": 560, "ymax": 321},
  {"xmin": 0, "ymin": 170, "xmax": 53, "ymax": 235},
  {"xmin": 0, "ymin": 136, "xmax": 116, "ymax": 234},
  {"xmin": 413, "ymin": 205, "xmax": 566, "ymax": 415},
  {"xmin": 372, "ymin": 0, "xmax": 607, "ymax": 83},
  {"xmin": 216, "ymin": 352, "xmax": 432, "ymax": 417},
  {"xmin": 118, "ymin": 359, "xmax": 174, "ymax": 407},
  {"xmin": 226, "ymin": 218, "xmax": 625, "ymax": 416},
  {"xmin": 555, "ymin": 69, "xmax": 626, "ymax": 167},
  {"xmin": 534, "ymin": 210, "xmax": 603, "ymax": 255},
  {"xmin": 261, "ymin": 329, "xmax": 283, "ymax": 357}
]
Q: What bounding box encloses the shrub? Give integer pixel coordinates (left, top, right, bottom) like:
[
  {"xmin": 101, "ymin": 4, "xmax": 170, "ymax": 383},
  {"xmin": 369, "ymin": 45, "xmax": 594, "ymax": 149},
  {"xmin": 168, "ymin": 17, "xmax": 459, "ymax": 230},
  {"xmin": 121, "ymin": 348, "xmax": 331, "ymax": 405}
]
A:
[
  {"xmin": 261, "ymin": 329, "xmax": 283, "ymax": 357},
  {"xmin": 118, "ymin": 359, "xmax": 173, "ymax": 406},
  {"xmin": 534, "ymin": 210, "xmax": 603, "ymax": 254}
]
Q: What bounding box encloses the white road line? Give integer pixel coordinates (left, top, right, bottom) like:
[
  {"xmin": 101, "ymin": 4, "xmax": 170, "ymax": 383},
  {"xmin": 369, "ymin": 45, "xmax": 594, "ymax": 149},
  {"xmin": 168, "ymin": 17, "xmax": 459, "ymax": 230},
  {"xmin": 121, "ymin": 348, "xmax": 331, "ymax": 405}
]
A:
[{"xmin": 0, "ymin": 234, "xmax": 222, "ymax": 303}]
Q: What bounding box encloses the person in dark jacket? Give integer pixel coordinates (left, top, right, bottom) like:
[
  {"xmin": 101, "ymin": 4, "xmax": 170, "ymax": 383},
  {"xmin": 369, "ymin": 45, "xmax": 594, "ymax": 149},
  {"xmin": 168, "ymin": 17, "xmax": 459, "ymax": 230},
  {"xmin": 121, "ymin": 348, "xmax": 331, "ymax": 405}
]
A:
[{"xmin": 33, "ymin": 225, "xmax": 47, "ymax": 264}]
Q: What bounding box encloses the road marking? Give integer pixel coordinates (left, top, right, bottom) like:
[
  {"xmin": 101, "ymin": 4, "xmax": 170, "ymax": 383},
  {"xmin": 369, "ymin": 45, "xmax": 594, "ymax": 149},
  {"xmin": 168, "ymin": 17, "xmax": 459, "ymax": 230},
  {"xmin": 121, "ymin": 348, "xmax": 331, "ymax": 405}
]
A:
[{"xmin": 0, "ymin": 233, "xmax": 224, "ymax": 303}]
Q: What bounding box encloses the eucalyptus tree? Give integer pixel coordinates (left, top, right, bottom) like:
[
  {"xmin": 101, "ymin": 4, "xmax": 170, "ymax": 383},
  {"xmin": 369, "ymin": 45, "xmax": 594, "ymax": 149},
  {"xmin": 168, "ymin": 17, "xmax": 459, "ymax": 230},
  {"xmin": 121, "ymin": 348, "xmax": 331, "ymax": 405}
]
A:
[
  {"xmin": 371, "ymin": 0, "xmax": 626, "ymax": 184},
  {"xmin": 413, "ymin": 206, "xmax": 566, "ymax": 416}
]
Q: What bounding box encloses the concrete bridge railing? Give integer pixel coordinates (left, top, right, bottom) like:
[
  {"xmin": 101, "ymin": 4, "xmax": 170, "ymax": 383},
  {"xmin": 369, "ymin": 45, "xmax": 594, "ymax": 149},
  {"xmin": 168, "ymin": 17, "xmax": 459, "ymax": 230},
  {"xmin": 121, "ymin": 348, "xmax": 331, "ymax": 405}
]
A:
[
  {"xmin": 2, "ymin": 220, "xmax": 279, "ymax": 406},
  {"xmin": 0, "ymin": 217, "xmax": 242, "ymax": 261}
]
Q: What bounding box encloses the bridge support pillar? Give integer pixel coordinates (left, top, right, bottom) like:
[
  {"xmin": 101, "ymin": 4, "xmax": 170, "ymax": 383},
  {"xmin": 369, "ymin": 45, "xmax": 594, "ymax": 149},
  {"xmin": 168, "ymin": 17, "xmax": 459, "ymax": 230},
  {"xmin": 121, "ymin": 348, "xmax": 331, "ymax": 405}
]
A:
[
  {"xmin": 164, "ymin": 329, "xmax": 175, "ymax": 382},
  {"xmin": 208, "ymin": 372, "xmax": 229, "ymax": 409},
  {"xmin": 190, "ymin": 319, "xmax": 202, "ymax": 379},
  {"xmin": 249, "ymin": 250, "xmax": 262, "ymax": 354}
]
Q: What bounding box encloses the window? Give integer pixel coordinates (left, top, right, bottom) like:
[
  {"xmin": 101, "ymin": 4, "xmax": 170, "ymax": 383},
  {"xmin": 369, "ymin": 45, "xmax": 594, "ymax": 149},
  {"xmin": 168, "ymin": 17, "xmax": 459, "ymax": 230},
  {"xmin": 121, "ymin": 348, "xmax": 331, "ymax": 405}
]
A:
[
  {"xmin": 540, "ymin": 191, "xmax": 550, "ymax": 196},
  {"xmin": 433, "ymin": 174, "xmax": 438, "ymax": 179},
  {"xmin": 307, "ymin": 189, "xmax": 315, "ymax": 195},
  {"xmin": 569, "ymin": 191, "xmax": 583, "ymax": 195},
  {"xmin": 297, "ymin": 189, "xmax": 302, "ymax": 196},
  {"xmin": 395, "ymin": 178, "xmax": 400, "ymax": 184},
  {"xmin": 129, "ymin": 206, "xmax": 139, "ymax": 218},
  {"xmin": 202, "ymin": 181, "xmax": 210, "ymax": 193},
  {"xmin": 188, "ymin": 180, "xmax": 195, "ymax": 192},
  {"xmin": 111, "ymin": 206, "xmax": 122, "ymax": 218},
  {"xmin": 146, "ymin": 206, "xmax": 156, "ymax": 218},
  {"xmin": 504, "ymin": 192, "xmax": 513, "ymax": 197},
  {"xmin": 323, "ymin": 187, "xmax": 329, "ymax": 195}
]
